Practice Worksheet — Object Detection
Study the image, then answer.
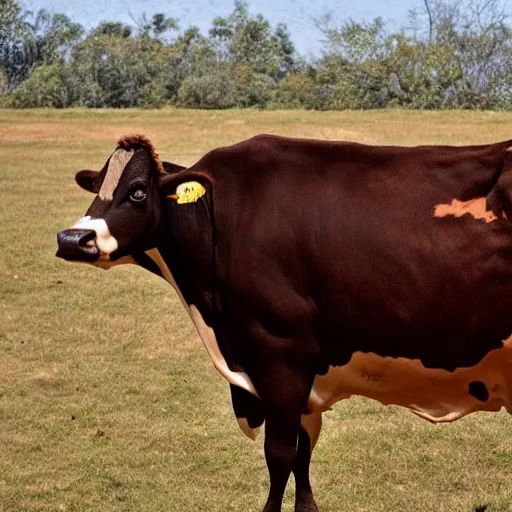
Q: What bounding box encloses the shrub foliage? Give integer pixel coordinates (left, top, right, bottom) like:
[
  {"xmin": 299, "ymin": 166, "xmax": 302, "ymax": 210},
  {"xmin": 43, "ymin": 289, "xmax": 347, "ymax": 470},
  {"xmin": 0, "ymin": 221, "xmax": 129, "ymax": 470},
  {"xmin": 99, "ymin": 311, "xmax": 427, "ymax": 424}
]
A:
[{"xmin": 1, "ymin": 0, "xmax": 512, "ymax": 109}]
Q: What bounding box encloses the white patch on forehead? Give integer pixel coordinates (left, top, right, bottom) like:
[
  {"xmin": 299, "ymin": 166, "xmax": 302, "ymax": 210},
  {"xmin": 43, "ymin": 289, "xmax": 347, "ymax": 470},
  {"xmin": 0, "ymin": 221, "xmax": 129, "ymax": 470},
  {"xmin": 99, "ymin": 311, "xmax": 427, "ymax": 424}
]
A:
[
  {"xmin": 99, "ymin": 149, "xmax": 134, "ymax": 201},
  {"xmin": 145, "ymin": 248, "xmax": 259, "ymax": 399},
  {"xmin": 72, "ymin": 216, "xmax": 118, "ymax": 257}
]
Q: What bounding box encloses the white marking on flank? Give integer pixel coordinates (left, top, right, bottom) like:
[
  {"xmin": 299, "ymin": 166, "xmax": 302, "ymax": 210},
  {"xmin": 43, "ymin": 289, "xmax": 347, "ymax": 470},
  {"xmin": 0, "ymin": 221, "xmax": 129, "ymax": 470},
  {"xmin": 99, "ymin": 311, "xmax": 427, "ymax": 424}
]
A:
[
  {"xmin": 308, "ymin": 335, "xmax": 512, "ymax": 423},
  {"xmin": 99, "ymin": 149, "xmax": 134, "ymax": 201},
  {"xmin": 433, "ymin": 197, "xmax": 497, "ymax": 223},
  {"xmin": 145, "ymin": 248, "xmax": 259, "ymax": 401},
  {"xmin": 72, "ymin": 216, "xmax": 119, "ymax": 259}
]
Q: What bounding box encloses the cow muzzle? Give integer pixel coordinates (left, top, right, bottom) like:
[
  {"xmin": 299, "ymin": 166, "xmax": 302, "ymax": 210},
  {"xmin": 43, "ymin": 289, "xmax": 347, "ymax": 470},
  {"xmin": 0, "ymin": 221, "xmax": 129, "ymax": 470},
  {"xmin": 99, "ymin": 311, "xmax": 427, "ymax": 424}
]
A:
[{"xmin": 56, "ymin": 229, "xmax": 99, "ymax": 262}]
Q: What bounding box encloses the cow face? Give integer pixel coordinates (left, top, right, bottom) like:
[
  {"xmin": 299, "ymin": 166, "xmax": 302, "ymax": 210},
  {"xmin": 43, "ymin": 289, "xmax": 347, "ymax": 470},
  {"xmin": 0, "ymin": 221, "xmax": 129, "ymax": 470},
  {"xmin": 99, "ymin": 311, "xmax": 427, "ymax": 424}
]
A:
[{"xmin": 56, "ymin": 136, "xmax": 180, "ymax": 269}]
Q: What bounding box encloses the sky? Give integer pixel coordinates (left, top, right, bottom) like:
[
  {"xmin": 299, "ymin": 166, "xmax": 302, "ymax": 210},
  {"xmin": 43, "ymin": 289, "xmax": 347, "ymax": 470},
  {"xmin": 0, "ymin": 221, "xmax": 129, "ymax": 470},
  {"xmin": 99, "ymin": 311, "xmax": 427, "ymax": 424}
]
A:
[
  {"xmin": 19, "ymin": 0, "xmax": 420, "ymax": 56},
  {"xmin": 20, "ymin": 0, "xmax": 512, "ymax": 56}
]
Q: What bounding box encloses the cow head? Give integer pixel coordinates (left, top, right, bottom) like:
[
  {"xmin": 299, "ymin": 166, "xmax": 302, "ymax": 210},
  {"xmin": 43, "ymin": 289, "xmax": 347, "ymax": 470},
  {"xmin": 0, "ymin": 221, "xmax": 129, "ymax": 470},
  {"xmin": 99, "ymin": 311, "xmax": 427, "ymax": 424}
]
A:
[{"xmin": 56, "ymin": 134, "xmax": 208, "ymax": 270}]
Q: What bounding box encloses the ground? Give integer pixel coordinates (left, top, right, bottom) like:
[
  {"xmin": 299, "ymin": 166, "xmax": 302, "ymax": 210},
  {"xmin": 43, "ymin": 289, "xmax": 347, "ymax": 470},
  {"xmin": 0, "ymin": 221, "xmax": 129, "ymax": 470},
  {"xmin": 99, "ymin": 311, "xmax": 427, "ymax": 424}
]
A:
[{"xmin": 1, "ymin": 109, "xmax": 512, "ymax": 511}]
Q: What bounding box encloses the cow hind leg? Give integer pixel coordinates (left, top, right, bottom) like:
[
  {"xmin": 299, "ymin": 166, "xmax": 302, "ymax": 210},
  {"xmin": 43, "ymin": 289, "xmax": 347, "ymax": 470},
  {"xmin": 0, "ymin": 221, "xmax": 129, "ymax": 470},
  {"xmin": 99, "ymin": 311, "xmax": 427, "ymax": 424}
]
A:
[{"xmin": 293, "ymin": 413, "xmax": 322, "ymax": 512}]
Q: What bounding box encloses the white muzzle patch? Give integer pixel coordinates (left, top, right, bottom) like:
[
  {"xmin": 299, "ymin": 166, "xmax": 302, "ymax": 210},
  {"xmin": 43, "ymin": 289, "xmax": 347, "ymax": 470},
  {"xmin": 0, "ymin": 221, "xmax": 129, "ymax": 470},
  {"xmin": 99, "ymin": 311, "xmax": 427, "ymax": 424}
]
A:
[{"xmin": 72, "ymin": 216, "xmax": 119, "ymax": 259}]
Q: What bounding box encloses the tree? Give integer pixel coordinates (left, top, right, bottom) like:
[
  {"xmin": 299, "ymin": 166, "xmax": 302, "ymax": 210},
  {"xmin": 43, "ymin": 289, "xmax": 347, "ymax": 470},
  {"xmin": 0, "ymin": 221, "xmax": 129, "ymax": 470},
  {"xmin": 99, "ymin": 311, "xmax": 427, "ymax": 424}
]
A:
[
  {"xmin": 209, "ymin": 1, "xmax": 296, "ymax": 80},
  {"xmin": 8, "ymin": 62, "xmax": 70, "ymax": 107},
  {"xmin": 408, "ymin": 0, "xmax": 512, "ymax": 108},
  {"xmin": 314, "ymin": 1, "xmax": 512, "ymax": 110},
  {"xmin": 135, "ymin": 12, "xmax": 178, "ymax": 41},
  {"xmin": 314, "ymin": 17, "xmax": 396, "ymax": 109},
  {"xmin": 91, "ymin": 21, "xmax": 133, "ymax": 39},
  {"xmin": 69, "ymin": 33, "xmax": 150, "ymax": 107},
  {"xmin": 32, "ymin": 9, "xmax": 83, "ymax": 65},
  {"xmin": 168, "ymin": 27, "xmax": 215, "ymax": 102},
  {"xmin": 67, "ymin": 21, "xmax": 180, "ymax": 108},
  {"xmin": 3, "ymin": 0, "xmax": 512, "ymax": 110},
  {"xmin": 0, "ymin": 0, "xmax": 36, "ymax": 91},
  {"xmin": 272, "ymin": 68, "xmax": 323, "ymax": 109},
  {"xmin": 178, "ymin": 0, "xmax": 297, "ymax": 108}
]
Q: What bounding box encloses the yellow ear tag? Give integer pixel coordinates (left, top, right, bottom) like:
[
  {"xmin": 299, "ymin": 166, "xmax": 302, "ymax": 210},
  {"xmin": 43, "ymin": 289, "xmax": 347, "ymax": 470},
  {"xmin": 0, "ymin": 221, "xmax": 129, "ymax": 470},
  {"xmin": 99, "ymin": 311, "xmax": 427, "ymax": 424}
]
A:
[{"xmin": 172, "ymin": 181, "xmax": 206, "ymax": 204}]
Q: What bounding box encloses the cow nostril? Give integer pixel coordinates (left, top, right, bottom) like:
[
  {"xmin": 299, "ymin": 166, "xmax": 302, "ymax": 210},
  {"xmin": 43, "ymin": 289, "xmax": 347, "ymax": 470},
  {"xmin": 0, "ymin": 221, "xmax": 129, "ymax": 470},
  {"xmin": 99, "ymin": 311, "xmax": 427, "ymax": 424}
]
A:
[
  {"xmin": 78, "ymin": 230, "xmax": 98, "ymax": 254},
  {"xmin": 56, "ymin": 229, "xmax": 99, "ymax": 261},
  {"xmin": 78, "ymin": 230, "xmax": 95, "ymax": 245}
]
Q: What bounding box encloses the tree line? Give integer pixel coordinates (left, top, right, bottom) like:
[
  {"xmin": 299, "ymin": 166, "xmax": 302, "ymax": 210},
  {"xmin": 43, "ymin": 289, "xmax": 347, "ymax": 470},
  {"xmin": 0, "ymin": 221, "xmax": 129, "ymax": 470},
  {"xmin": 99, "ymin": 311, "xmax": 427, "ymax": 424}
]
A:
[{"xmin": 1, "ymin": 0, "xmax": 511, "ymax": 109}]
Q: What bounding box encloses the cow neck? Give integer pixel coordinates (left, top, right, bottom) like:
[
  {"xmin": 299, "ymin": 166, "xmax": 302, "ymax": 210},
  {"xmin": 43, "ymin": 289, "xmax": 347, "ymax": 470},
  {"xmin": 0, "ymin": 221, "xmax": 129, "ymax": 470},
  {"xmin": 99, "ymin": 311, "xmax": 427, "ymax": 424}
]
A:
[
  {"xmin": 159, "ymin": 199, "xmax": 216, "ymax": 317},
  {"xmin": 144, "ymin": 200, "xmax": 259, "ymax": 398}
]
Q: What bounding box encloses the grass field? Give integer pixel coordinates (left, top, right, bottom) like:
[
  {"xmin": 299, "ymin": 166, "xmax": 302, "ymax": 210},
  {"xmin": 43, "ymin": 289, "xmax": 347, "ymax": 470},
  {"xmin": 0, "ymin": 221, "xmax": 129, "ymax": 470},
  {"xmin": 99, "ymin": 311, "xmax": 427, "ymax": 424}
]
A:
[{"xmin": 2, "ymin": 108, "xmax": 512, "ymax": 512}]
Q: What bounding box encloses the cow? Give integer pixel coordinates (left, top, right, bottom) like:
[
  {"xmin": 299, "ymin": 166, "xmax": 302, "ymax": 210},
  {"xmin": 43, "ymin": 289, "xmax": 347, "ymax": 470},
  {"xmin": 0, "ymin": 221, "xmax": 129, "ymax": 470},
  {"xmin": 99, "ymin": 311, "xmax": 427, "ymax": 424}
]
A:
[{"xmin": 56, "ymin": 133, "xmax": 512, "ymax": 512}]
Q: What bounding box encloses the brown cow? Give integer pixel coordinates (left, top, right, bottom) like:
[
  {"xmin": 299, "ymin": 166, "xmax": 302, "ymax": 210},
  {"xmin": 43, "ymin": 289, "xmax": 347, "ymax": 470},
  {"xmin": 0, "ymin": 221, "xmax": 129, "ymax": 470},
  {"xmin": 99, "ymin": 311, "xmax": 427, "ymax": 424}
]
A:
[{"xmin": 57, "ymin": 134, "xmax": 512, "ymax": 511}]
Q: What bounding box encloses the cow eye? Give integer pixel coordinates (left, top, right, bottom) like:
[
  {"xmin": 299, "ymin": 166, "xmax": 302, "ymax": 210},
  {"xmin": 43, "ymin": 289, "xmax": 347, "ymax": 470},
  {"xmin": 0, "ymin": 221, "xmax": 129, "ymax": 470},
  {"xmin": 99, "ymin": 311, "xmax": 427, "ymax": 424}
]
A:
[{"xmin": 130, "ymin": 188, "xmax": 147, "ymax": 203}]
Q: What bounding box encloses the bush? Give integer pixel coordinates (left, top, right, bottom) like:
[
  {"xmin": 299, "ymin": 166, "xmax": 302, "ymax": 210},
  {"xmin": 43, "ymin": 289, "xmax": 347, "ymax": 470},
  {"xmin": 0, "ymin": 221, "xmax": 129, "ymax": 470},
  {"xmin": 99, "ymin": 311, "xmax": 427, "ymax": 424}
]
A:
[
  {"xmin": 178, "ymin": 67, "xmax": 240, "ymax": 109},
  {"xmin": 272, "ymin": 72, "xmax": 322, "ymax": 109},
  {"xmin": 8, "ymin": 63, "xmax": 69, "ymax": 107},
  {"xmin": 138, "ymin": 80, "xmax": 167, "ymax": 108}
]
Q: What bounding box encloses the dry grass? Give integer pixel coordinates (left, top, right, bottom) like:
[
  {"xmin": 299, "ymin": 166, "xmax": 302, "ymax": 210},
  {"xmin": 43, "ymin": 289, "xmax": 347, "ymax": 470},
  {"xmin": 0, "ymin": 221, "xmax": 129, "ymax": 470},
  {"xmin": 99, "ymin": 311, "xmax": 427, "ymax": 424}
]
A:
[{"xmin": 2, "ymin": 108, "xmax": 512, "ymax": 512}]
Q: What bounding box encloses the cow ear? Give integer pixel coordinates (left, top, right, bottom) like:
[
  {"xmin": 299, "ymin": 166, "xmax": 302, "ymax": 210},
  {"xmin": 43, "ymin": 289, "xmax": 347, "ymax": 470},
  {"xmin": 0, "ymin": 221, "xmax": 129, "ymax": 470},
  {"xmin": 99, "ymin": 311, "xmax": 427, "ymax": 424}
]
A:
[
  {"xmin": 75, "ymin": 170, "xmax": 99, "ymax": 193},
  {"xmin": 158, "ymin": 171, "xmax": 213, "ymax": 203},
  {"xmin": 163, "ymin": 161, "xmax": 187, "ymax": 174}
]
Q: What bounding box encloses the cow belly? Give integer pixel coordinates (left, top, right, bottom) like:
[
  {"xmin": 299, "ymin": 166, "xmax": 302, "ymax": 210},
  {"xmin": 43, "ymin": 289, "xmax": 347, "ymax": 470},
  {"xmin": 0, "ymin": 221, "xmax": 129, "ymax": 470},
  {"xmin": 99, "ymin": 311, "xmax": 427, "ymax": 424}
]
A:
[{"xmin": 308, "ymin": 336, "xmax": 512, "ymax": 422}]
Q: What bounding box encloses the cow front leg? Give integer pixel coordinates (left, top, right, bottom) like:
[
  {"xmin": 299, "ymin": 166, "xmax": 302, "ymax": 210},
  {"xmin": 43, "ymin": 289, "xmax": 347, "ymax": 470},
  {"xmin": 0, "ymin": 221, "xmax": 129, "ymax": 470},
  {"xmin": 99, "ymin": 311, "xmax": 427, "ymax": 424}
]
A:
[
  {"xmin": 256, "ymin": 366, "xmax": 313, "ymax": 512},
  {"xmin": 293, "ymin": 413, "xmax": 322, "ymax": 512}
]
